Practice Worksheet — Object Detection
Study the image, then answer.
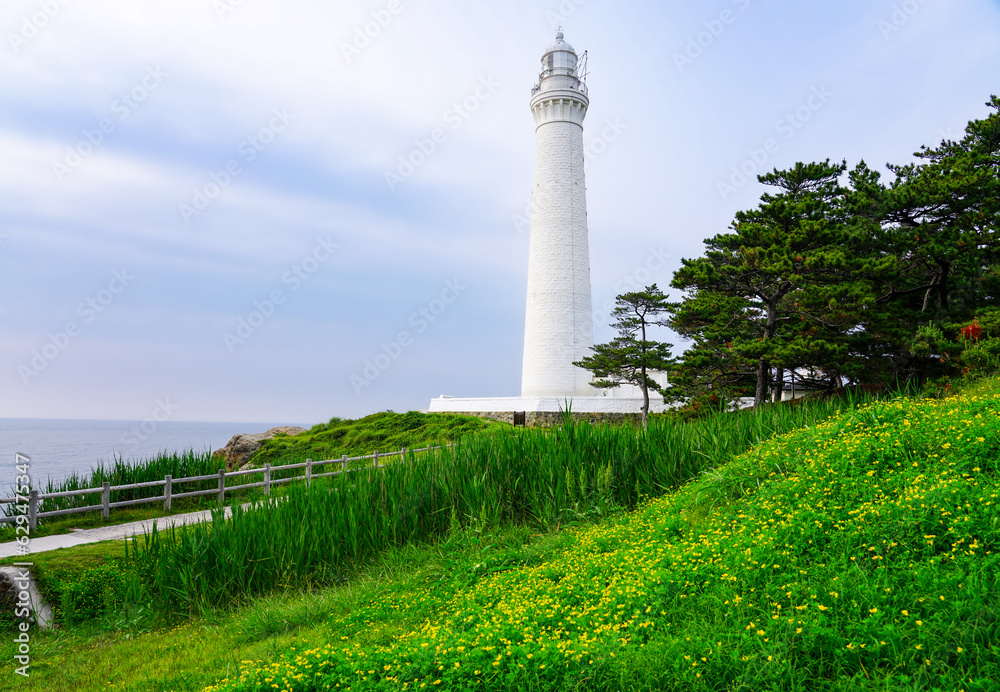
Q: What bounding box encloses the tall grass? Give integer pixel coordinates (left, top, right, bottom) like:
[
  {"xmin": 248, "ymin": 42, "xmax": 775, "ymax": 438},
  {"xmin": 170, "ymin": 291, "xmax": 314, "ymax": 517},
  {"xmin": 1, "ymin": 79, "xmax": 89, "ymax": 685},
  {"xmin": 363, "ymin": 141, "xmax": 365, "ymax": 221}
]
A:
[
  {"xmin": 124, "ymin": 394, "xmax": 873, "ymax": 618},
  {"xmin": 2, "ymin": 450, "xmax": 220, "ymax": 520}
]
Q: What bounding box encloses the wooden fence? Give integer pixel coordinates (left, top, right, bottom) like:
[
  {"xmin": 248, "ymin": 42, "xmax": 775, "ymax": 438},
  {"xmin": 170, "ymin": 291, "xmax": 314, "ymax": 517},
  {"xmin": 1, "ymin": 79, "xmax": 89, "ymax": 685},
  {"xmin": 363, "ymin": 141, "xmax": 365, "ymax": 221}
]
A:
[{"xmin": 0, "ymin": 445, "xmax": 444, "ymax": 530}]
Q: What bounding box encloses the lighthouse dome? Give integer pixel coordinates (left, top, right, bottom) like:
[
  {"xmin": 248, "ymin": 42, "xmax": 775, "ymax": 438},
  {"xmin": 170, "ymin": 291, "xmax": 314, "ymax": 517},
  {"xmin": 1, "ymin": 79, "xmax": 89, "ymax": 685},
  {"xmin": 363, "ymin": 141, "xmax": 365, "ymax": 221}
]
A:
[
  {"xmin": 546, "ymin": 30, "xmax": 576, "ymax": 55},
  {"xmin": 535, "ymin": 29, "xmax": 585, "ymax": 95}
]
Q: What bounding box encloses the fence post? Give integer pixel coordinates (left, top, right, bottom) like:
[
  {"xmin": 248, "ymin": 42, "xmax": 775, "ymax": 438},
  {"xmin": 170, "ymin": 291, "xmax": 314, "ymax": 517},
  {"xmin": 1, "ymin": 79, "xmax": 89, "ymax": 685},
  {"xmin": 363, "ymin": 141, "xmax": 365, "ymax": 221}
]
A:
[
  {"xmin": 341, "ymin": 454, "xmax": 347, "ymax": 472},
  {"xmin": 264, "ymin": 463, "xmax": 271, "ymax": 497},
  {"xmin": 102, "ymin": 482, "xmax": 111, "ymax": 520},
  {"xmin": 218, "ymin": 469, "xmax": 226, "ymax": 505},
  {"xmin": 401, "ymin": 446, "xmax": 406, "ymax": 461},
  {"xmin": 306, "ymin": 458, "xmax": 313, "ymax": 486},
  {"xmin": 374, "ymin": 451, "xmax": 380, "ymax": 468},
  {"xmin": 28, "ymin": 490, "xmax": 38, "ymax": 531},
  {"xmin": 164, "ymin": 475, "xmax": 172, "ymax": 511}
]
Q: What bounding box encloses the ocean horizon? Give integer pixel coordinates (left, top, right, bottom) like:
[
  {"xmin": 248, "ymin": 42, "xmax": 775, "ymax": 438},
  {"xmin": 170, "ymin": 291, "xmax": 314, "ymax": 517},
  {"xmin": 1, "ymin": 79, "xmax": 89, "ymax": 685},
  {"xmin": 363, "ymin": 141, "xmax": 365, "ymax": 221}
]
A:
[{"xmin": 0, "ymin": 417, "xmax": 303, "ymax": 495}]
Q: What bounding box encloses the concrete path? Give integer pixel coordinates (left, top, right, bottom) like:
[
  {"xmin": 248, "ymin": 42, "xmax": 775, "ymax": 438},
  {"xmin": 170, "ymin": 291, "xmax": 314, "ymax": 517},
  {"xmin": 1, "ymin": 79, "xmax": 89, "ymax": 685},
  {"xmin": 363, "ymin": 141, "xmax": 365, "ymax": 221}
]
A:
[{"xmin": 0, "ymin": 506, "xmax": 237, "ymax": 559}]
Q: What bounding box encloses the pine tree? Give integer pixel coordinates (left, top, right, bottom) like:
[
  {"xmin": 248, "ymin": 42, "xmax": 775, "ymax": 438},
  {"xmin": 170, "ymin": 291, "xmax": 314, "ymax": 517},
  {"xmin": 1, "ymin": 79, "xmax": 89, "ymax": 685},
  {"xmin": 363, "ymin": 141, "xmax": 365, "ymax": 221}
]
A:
[
  {"xmin": 574, "ymin": 285, "xmax": 674, "ymax": 427},
  {"xmin": 671, "ymin": 161, "xmax": 854, "ymax": 406}
]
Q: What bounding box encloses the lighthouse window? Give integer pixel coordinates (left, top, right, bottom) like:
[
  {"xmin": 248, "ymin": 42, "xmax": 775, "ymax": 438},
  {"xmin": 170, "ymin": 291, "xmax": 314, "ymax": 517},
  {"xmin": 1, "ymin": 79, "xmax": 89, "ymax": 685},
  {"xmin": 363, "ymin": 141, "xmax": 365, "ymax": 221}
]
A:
[{"xmin": 547, "ymin": 54, "xmax": 554, "ymax": 70}]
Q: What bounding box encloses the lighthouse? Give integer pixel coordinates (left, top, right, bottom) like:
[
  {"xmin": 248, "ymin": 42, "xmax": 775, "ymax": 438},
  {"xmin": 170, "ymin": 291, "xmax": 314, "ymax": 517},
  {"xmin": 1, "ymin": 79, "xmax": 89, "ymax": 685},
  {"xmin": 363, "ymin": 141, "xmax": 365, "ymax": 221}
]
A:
[
  {"xmin": 520, "ymin": 30, "xmax": 594, "ymax": 398},
  {"xmin": 427, "ymin": 33, "xmax": 670, "ymax": 421}
]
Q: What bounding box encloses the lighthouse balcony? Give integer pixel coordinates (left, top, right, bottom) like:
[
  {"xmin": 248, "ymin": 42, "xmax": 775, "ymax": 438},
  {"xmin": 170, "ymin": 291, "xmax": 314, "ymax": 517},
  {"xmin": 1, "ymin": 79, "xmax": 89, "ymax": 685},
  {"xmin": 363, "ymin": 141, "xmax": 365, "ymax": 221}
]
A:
[
  {"xmin": 532, "ymin": 82, "xmax": 587, "ymax": 97},
  {"xmin": 530, "ymin": 91, "xmax": 590, "ymax": 127}
]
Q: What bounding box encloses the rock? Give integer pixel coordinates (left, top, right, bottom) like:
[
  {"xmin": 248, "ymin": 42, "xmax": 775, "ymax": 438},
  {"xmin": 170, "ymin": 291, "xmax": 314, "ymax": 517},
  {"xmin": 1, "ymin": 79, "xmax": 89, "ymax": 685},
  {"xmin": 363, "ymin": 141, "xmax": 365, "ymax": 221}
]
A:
[
  {"xmin": 0, "ymin": 566, "xmax": 53, "ymax": 629},
  {"xmin": 213, "ymin": 426, "xmax": 307, "ymax": 471}
]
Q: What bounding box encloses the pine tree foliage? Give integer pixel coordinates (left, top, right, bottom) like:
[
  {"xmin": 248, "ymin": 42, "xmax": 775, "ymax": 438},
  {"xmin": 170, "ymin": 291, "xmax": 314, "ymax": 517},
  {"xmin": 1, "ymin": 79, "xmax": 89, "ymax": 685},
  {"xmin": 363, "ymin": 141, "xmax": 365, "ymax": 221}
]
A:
[
  {"xmin": 666, "ymin": 96, "xmax": 1000, "ymax": 408},
  {"xmin": 574, "ymin": 285, "xmax": 673, "ymax": 427}
]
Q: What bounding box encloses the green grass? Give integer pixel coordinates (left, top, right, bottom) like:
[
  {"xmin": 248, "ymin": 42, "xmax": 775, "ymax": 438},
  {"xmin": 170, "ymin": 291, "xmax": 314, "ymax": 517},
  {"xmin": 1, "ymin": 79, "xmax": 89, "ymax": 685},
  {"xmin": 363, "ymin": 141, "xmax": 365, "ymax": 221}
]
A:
[
  {"xmin": 0, "ymin": 525, "xmax": 583, "ymax": 692},
  {"xmin": 0, "ymin": 389, "xmax": 918, "ymax": 691},
  {"xmin": 248, "ymin": 411, "xmax": 504, "ymax": 467},
  {"xmin": 203, "ymin": 382, "xmax": 1000, "ymax": 691},
  {"xmin": 120, "ymin": 394, "xmax": 863, "ymax": 621}
]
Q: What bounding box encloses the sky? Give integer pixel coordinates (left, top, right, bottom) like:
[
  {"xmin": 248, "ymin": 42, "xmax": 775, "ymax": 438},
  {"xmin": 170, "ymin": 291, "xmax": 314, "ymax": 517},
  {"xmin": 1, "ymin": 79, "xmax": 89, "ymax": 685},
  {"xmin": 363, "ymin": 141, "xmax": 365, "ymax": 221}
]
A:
[{"xmin": 0, "ymin": 0, "xmax": 998, "ymax": 426}]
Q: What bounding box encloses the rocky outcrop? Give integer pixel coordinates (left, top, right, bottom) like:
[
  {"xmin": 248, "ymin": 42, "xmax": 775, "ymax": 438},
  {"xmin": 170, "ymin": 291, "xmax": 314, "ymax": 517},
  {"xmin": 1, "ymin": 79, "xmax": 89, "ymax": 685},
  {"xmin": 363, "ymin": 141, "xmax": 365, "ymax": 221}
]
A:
[{"xmin": 213, "ymin": 426, "xmax": 307, "ymax": 471}]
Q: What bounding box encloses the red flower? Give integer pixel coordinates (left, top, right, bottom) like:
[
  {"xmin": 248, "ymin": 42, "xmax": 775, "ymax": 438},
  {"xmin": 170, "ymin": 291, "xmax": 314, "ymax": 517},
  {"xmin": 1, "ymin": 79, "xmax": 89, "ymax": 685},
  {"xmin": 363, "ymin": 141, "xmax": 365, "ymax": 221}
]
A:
[{"xmin": 961, "ymin": 321, "xmax": 984, "ymax": 341}]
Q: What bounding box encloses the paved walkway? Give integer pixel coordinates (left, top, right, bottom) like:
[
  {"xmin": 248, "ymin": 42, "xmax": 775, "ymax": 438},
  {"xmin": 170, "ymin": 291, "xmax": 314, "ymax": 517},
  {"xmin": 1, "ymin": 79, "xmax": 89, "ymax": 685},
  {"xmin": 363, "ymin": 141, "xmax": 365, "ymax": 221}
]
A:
[{"xmin": 0, "ymin": 506, "xmax": 237, "ymax": 559}]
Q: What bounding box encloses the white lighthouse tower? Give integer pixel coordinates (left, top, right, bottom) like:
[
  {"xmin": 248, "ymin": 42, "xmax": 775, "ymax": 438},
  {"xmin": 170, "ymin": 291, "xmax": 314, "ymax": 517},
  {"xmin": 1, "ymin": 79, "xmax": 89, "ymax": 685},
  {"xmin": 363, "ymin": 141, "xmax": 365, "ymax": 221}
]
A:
[
  {"xmin": 520, "ymin": 30, "xmax": 594, "ymax": 398},
  {"xmin": 427, "ymin": 33, "xmax": 670, "ymax": 421}
]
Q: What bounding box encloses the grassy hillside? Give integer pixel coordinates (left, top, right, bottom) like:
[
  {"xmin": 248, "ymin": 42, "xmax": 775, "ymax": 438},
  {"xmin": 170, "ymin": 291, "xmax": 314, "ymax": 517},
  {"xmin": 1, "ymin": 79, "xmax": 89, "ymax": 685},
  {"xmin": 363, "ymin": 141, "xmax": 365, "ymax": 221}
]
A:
[
  {"xmin": 0, "ymin": 391, "xmax": 863, "ymax": 691},
  {"xmin": 122, "ymin": 396, "xmax": 860, "ymax": 618},
  {"xmin": 249, "ymin": 411, "xmax": 503, "ymax": 466},
  {"xmin": 206, "ymin": 385, "xmax": 1000, "ymax": 691}
]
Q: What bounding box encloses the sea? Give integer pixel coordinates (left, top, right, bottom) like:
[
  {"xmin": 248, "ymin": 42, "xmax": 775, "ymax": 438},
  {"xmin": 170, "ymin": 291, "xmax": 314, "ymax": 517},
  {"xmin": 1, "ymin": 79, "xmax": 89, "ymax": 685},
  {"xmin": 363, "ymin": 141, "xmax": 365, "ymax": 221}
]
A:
[{"xmin": 0, "ymin": 418, "xmax": 296, "ymax": 495}]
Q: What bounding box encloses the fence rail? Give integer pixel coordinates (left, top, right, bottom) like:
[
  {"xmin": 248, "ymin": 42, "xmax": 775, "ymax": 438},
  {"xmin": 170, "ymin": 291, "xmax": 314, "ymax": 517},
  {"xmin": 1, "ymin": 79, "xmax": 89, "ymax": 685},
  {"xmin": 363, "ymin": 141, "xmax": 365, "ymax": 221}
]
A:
[{"xmin": 0, "ymin": 445, "xmax": 445, "ymax": 529}]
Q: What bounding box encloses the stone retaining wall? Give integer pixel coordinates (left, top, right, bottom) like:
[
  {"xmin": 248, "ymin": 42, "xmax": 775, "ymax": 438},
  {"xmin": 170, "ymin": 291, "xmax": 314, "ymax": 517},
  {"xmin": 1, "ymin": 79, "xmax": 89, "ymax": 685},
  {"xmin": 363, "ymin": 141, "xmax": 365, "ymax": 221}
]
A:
[{"xmin": 453, "ymin": 411, "xmax": 644, "ymax": 427}]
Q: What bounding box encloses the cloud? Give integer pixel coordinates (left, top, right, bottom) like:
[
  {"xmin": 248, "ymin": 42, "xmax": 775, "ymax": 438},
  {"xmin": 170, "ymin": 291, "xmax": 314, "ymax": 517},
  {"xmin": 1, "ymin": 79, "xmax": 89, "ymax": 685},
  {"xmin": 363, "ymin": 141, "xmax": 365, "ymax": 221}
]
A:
[{"xmin": 1, "ymin": 0, "xmax": 999, "ymax": 423}]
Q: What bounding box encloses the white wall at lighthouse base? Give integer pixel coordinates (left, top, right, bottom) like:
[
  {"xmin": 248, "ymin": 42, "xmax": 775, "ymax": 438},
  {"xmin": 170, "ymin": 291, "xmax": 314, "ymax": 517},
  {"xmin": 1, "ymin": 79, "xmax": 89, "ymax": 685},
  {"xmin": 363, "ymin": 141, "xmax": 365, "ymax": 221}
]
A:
[{"xmin": 427, "ymin": 395, "xmax": 673, "ymax": 415}]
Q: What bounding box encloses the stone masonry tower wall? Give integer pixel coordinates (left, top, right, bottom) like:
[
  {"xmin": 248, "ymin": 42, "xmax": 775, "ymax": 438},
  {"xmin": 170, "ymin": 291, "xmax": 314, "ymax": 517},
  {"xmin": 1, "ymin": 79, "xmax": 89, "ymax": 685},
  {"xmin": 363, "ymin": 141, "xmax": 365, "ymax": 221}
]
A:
[{"xmin": 521, "ymin": 31, "xmax": 594, "ymax": 398}]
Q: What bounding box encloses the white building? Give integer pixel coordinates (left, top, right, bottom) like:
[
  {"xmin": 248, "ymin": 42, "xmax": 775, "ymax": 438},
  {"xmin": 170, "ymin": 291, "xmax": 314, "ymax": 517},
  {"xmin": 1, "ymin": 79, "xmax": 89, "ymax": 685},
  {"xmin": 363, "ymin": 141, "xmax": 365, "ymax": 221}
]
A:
[
  {"xmin": 521, "ymin": 30, "xmax": 594, "ymax": 398},
  {"xmin": 428, "ymin": 32, "xmax": 670, "ymax": 422}
]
